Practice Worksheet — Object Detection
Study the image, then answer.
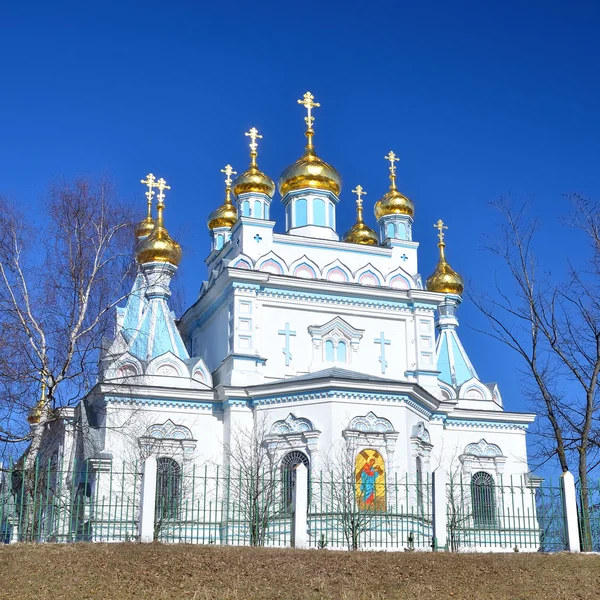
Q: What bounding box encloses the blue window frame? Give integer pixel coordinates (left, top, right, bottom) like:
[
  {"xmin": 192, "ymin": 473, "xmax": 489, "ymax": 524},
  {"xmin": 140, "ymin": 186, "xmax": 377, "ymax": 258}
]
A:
[
  {"xmin": 386, "ymin": 222, "xmax": 395, "ymax": 239},
  {"xmin": 253, "ymin": 200, "xmax": 263, "ymax": 219},
  {"xmin": 295, "ymin": 198, "xmax": 307, "ymax": 227},
  {"xmin": 328, "ymin": 202, "xmax": 334, "ymax": 228},
  {"xmin": 313, "ymin": 198, "xmax": 326, "ymax": 226},
  {"xmin": 325, "ymin": 340, "xmax": 334, "ymax": 361},
  {"xmin": 337, "ymin": 341, "xmax": 347, "ymax": 362},
  {"xmin": 241, "ymin": 200, "xmax": 250, "ymax": 217}
]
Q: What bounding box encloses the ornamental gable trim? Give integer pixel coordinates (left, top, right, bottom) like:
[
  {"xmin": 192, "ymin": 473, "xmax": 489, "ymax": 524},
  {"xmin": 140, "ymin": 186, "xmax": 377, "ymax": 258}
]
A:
[
  {"xmin": 464, "ymin": 438, "xmax": 503, "ymax": 457},
  {"xmin": 308, "ymin": 316, "xmax": 364, "ymax": 344},
  {"xmin": 145, "ymin": 419, "xmax": 194, "ymax": 440},
  {"xmin": 348, "ymin": 411, "xmax": 395, "ymax": 433},
  {"xmin": 270, "ymin": 413, "xmax": 316, "ymax": 435}
]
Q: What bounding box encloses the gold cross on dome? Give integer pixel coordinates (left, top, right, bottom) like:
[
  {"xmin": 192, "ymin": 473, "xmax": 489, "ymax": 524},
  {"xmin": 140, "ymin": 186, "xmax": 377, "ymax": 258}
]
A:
[
  {"xmin": 384, "ymin": 151, "xmax": 400, "ymax": 176},
  {"xmin": 245, "ymin": 127, "xmax": 262, "ymax": 153},
  {"xmin": 434, "ymin": 219, "xmax": 448, "ymax": 243},
  {"xmin": 155, "ymin": 177, "xmax": 171, "ymax": 205},
  {"xmin": 297, "ymin": 91, "xmax": 320, "ymax": 129},
  {"xmin": 140, "ymin": 173, "xmax": 158, "ymax": 203},
  {"xmin": 221, "ymin": 164, "xmax": 237, "ymax": 187},
  {"xmin": 352, "ymin": 185, "xmax": 367, "ymax": 207}
]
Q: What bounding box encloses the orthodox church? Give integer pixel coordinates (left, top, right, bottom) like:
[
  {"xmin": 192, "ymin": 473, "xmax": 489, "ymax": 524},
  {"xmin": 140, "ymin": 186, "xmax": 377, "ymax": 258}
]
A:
[{"xmin": 35, "ymin": 92, "xmax": 534, "ymax": 524}]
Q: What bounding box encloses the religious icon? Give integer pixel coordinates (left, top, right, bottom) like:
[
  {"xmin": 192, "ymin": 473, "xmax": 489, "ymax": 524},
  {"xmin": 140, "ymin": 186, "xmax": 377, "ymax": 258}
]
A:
[{"xmin": 355, "ymin": 449, "xmax": 386, "ymax": 511}]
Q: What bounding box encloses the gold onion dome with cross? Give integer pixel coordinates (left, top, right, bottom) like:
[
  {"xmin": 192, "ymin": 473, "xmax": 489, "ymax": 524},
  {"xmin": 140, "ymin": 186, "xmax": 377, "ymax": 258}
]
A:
[
  {"xmin": 135, "ymin": 173, "xmax": 158, "ymax": 239},
  {"xmin": 425, "ymin": 220, "xmax": 464, "ymax": 295},
  {"xmin": 208, "ymin": 165, "xmax": 238, "ymax": 230},
  {"xmin": 374, "ymin": 152, "xmax": 414, "ymax": 219},
  {"xmin": 278, "ymin": 92, "xmax": 342, "ymax": 197},
  {"xmin": 343, "ymin": 186, "xmax": 379, "ymax": 246},
  {"xmin": 232, "ymin": 128, "xmax": 275, "ymax": 197},
  {"xmin": 136, "ymin": 177, "xmax": 182, "ymax": 266}
]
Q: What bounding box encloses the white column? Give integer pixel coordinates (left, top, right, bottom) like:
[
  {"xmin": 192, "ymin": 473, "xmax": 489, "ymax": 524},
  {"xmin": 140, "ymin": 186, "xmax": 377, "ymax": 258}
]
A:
[
  {"xmin": 432, "ymin": 467, "xmax": 448, "ymax": 551},
  {"xmin": 138, "ymin": 456, "xmax": 157, "ymax": 543},
  {"xmin": 561, "ymin": 471, "xmax": 581, "ymax": 552},
  {"xmin": 292, "ymin": 463, "xmax": 308, "ymax": 549}
]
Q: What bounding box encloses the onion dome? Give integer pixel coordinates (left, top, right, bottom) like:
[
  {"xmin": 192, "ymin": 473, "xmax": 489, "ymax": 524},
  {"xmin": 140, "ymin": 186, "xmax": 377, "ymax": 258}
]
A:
[
  {"xmin": 232, "ymin": 128, "xmax": 275, "ymax": 198},
  {"xmin": 136, "ymin": 178, "xmax": 182, "ymax": 266},
  {"xmin": 343, "ymin": 185, "xmax": 378, "ymax": 246},
  {"xmin": 426, "ymin": 219, "xmax": 464, "ymax": 295},
  {"xmin": 136, "ymin": 173, "xmax": 157, "ymax": 240},
  {"xmin": 27, "ymin": 382, "xmax": 46, "ymax": 425},
  {"xmin": 374, "ymin": 151, "xmax": 414, "ymax": 220},
  {"xmin": 208, "ymin": 164, "xmax": 238, "ymax": 230},
  {"xmin": 278, "ymin": 91, "xmax": 342, "ymax": 197}
]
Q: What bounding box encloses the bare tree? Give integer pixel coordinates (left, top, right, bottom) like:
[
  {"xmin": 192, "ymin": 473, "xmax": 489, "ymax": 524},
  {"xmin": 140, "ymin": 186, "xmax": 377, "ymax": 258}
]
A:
[
  {"xmin": 224, "ymin": 416, "xmax": 283, "ymax": 546},
  {"xmin": 472, "ymin": 196, "xmax": 600, "ymax": 550}
]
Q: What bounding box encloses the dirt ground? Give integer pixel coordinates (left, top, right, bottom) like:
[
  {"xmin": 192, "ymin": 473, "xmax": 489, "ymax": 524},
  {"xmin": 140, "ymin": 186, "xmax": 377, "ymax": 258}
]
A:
[{"xmin": 1, "ymin": 543, "xmax": 599, "ymax": 600}]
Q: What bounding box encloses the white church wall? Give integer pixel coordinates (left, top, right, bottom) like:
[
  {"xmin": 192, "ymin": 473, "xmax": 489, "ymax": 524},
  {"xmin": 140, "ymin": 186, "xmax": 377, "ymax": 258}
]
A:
[{"xmin": 193, "ymin": 302, "xmax": 229, "ymax": 373}]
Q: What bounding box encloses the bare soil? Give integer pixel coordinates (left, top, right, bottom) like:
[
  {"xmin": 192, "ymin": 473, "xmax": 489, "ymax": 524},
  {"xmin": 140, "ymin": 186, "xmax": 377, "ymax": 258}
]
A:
[{"xmin": 1, "ymin": 543, "xmax": 599, "ymax": 600}]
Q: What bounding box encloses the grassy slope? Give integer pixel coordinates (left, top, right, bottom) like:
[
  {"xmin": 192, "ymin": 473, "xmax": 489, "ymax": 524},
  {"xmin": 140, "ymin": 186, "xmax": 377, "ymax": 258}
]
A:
[{"xmin": 1, "ymin": 544, "xmax": 599, "ymax": 600}]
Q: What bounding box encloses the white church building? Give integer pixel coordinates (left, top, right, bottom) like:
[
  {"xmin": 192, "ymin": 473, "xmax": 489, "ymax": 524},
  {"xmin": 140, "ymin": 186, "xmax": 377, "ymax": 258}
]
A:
[{"xmin": 27, "ymin": 92, "xmax": 537, "ymax": 550}]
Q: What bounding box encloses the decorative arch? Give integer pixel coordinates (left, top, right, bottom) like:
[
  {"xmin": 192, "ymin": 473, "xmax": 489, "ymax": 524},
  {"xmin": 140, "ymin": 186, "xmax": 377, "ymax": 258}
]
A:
[
  {"xmin": 290, "ymin": 256, "xmax": 320, "ymax": 279},
  {"xmin": 270, "ymin": 413, "xmax": 315, "ymax": 435},
  {"xmin": 438, "ymin": 383, "xmax": 456, "ymax": 400},
  {"xmin": 256, "ymin": 252, "xmax": 288, "ymax": 276},
  {"xmin": 230, "ymin": 254, "xmax": 253, "ymax": 270},
  {"xmin": 386, "ymin": 266, "xmax": 413, "ymax": 290},
  {"xmin": 458, "ymin": 377, "xmax": 492, "ymax": 401},
  {"xmin": 323, "ymin": 260, "xmax": 352, "ymax": 283},
  {"xmin": 348, "ymin": 411, "xmax": 394, "ymax": 433},
  {"xmin": 464, "ymin": 439, "xmax": 503, "ymax": 458},
  {"xmin": 355, "ymin": 264, "xmax": 384, "ymax": 287},
  {"xmin": 109, "ymin": 352, "xmax": 143, "ymax": 381},
  {"xmin": 147, "ymin": 351, "xmax": 187, "ymax": 378},
  {"xmin": 146, "ymin": 419, "xmax": 193, "ymax": 441},
  {"xmin": 411, "ymin": 422, "xmax": 431, "ymax": 444},
  {"xmin": 189, "ymin": 357, "xmax": 212, "ymax": 387}
]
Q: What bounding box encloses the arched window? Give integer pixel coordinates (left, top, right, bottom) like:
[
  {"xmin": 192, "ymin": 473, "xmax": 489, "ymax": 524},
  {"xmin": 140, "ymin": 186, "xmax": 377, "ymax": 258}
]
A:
[
  {"xmin": 328, "ymin": 202, "xmax": 334, "ymax": 228},
  {"xmin": 337, "ymin": 340, "xmax": 347, "ymax": 363},
  {"xmin": 325, "ymin": 340, "xmax": 335, "ymax": 362},
  {"xmin": 215, "ymin": 234, "xmax": 224, "ymax": 251},
  {"xmin": 264, "ymin": 204, "xmax": 270, "ymax": 220},
  {"xmin": 415, "ymin": 457, "xmax": 423, "ymax": 515},
  {"xmin": 281, "ymin": 451, "xmax": 310, "ymax": 508},
  {"xmin": 471, "ymin": 471, "xmax": 496, "ymax": 527},
  {"xmin": 155, "ymin": 458, "xmax": 181, "ymax": 523},
  {"xmin": 295, "ymin": 198, "xmax": 307, "ymax": 227},
  {"xmin": 241, "ymin": 200, "xmax": 250, "ymax": 217},
  {"xmin": 386, "ymin": 222, "xmax": 395, "ymax": 239},
  {"xmin": 253, "ymin": 200, "xmax": 263, "ymax": 219},
  {"xmin": 313, "ymin": 198, "xmax": 326, "ymax": 226}
]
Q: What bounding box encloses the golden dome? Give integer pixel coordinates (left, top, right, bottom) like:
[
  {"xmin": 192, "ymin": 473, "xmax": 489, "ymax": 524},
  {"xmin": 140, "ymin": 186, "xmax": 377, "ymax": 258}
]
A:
[
  {"xmin": 279, "ymin": 91, "xmax": 341, "ymax": 197},
  {"xmin": 27, "ymin": 383, "xmax": 46, "ymax": 425},
  {"xmin": 343, "ymin": 185, "xmax": 378, "ymax": 246},
  {"xmin": 374, "ymin": 151, "xmax": 414, "ymax": 219},
  {"xmin": 233, "ymin": 127, "xmax": 275, "ymax": 198},
  {"xmin": 135, "ymin": 216, "xmax": 154, "ymax": 240},
  {"xmin": 426, "ymin": 220, "xmax": 464, "ymax": 295},
  {"xmin": 208, "ymin": 164, "xmax": 238, "ymax": 230},
  {"xmin": 279, "ymin": 147, "xmax": 341, "ymax": 197},
  {"xmin": 136, "ymin": 178, "xmax": 182, "ymax": 266}
]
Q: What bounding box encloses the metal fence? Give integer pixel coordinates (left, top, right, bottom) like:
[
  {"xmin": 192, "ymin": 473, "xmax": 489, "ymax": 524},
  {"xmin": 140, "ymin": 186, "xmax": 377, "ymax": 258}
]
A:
[
  {"xmin": 577, "ymin": 480, "xmax": 600, "ymax": 552},
  {"xmin": 0, "ymin": 460, "xmax": 590, "ymax": 552}
]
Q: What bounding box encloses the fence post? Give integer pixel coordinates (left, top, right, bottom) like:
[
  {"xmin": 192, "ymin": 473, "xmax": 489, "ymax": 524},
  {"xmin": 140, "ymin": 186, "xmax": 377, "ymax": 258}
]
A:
[
  {"xmin": 138, "ymin": 456, "xmax": 157, "ymax": 543},
  {"xmin": 292, "ymin": 463, "xmax": 308, "ymax": 549},
  {"xmin": 432, "ymin": 467, "xmax": 447, "ymax": 551},
  {"xmin": 561, "ymin": 471, "xmax": 580, "ymax": 552}
]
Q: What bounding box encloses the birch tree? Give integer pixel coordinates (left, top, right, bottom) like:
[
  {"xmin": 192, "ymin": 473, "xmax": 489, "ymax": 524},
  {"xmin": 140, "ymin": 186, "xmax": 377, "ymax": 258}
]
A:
[
  {"xmin": 0, "ymin": 178, "xmax": 135, "ymax": 465},
  {"xmin": 473, "ymin": 196, "xmax": 600, "ymax": 550}
]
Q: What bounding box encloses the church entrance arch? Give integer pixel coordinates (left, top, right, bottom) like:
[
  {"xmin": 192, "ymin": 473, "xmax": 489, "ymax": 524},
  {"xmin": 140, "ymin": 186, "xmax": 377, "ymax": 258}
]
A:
[{"xmin": 281, "ymin": 451, "xmax": 310, "ymax": 509}]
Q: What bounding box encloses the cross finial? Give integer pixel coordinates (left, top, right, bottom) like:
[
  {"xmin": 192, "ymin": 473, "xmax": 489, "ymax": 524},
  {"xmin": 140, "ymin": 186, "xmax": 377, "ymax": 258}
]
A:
[
  {"xmin": 434, "ymin": 219, "xmax": 448, "ymax": 244},
  {"xmin": 384, "ymin": 151, "xmax": 400, "ymax": 190},
  {"xmin": 221, "ymin": 164, "xmax": 237, "ymax": 188},
  {"xmin": 245, "ymin": 127, "xmax": 262, "ymax": 166},
  {"xmin": 297, "ymin": 91, "xmax": 320, "ymax": 131},
  {"xmin": 155, "ymin": 178, "xmax": 171, "ymax": 205},
  {"xmin": 141, "ymin": 173, "xmax": 158, "ymax": 203},
  {"xmin": 352, "ymin": 185, "xmax": 367, "ymax": 207}
]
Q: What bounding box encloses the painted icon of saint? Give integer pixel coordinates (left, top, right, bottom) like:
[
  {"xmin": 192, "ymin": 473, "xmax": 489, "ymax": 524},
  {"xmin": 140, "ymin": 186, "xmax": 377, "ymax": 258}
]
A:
[{"xmin": 360, "ymin": 458, "xmax": 379, "ymax": 506}]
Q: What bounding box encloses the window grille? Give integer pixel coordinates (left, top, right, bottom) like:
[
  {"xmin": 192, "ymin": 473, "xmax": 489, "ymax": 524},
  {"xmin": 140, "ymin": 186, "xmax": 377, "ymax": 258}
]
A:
[
  {"xmin": 471, "ymin": 471, "xmax": 496, "ymax": 527},
  {"xmin": 281, "ymin": 451, "xmax": 310, "ymax": 508},
  {"xmin": 155, "ymin": 458, "xmax": 181, "ymax": 521},
  {"xmin": 416, "ymin": 457, "xmax": 423, "ymax": 515}
]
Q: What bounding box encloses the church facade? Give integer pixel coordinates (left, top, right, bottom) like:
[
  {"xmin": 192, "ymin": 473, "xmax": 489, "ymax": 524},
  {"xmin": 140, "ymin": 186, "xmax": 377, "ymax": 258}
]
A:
[{"xmin": 29, "ymin": 92, "xmax": 536, "ymax": 549}]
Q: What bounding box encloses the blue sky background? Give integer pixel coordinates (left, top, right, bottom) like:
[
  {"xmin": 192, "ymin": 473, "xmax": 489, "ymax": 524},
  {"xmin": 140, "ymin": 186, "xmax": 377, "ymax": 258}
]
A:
[{"xmin": 2, "ymin": 2, "xmax": 600, "ymax": 440}]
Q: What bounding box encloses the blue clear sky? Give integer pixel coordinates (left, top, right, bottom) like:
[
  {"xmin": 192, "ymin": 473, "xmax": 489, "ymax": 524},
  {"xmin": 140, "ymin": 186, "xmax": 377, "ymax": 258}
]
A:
[{"xmin": 2, "ymin": 1, "xmax": 600, "ymax": 419}]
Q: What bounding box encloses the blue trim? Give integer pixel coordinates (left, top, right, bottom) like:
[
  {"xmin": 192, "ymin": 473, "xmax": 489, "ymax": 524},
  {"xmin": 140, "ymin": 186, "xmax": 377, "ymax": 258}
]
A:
[
  {"xmin": 108, "ymin": 396, "xmax": 215, "ymax": 410},
  {"xmin": 280, "ymin": 187, "xmax": 340, "ymax": 206},
  {"xmin": 445, "ymin": 418, "xmax": 530, "ymax": 431},
  {"xmin": 232, "ymin": 282, "xmax": 260, "ymax": 289},
  {"xmin": 251, "ymin": 388, "xmax": 432, "ymax": 418},
  {"xmin": 405, "ymin": 369, "xmax": 441, "ymax": 377}
]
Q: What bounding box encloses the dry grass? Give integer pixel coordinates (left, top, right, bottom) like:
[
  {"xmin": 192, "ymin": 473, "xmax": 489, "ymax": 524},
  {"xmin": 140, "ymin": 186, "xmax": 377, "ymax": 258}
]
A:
[{"xmin": 1, "ymin": 544, "xmax": 599, "ymax": 600}]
